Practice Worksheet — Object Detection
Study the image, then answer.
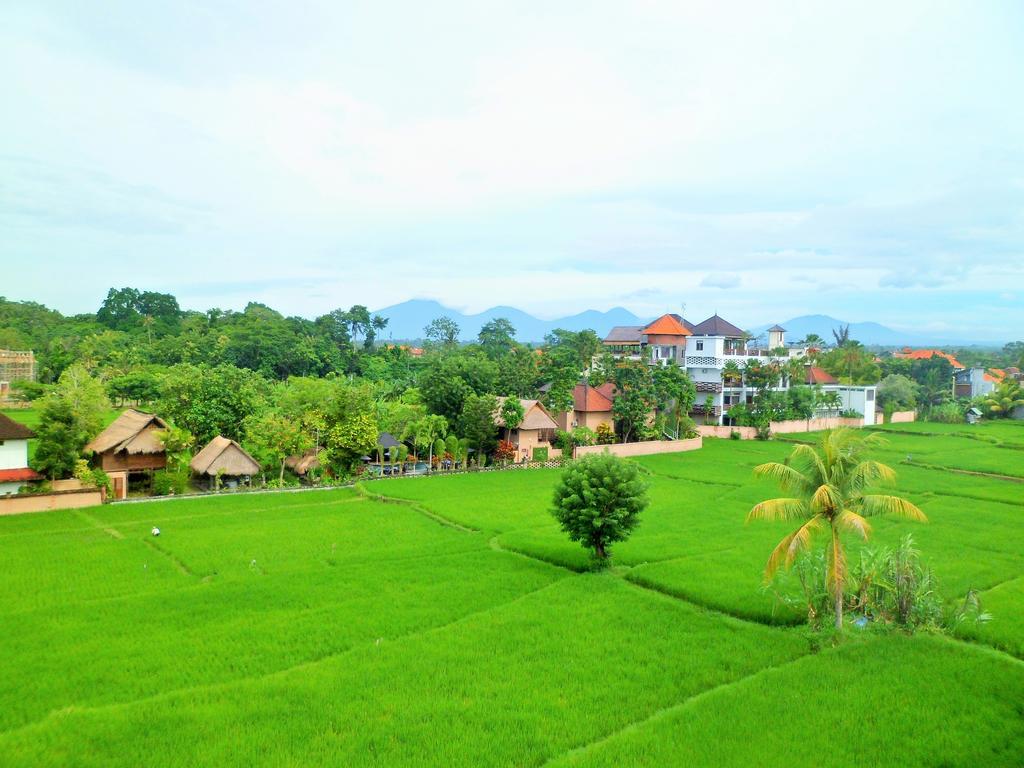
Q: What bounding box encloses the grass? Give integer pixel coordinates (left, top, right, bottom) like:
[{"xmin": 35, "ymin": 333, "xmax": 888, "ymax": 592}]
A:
[
  {"xmin": 548, "ymin": 635, "xmax": 1024, "ymax": 768},
  {"xmin": 0, "ymin": 420, "xmax": 1021, "ymax": 765}
]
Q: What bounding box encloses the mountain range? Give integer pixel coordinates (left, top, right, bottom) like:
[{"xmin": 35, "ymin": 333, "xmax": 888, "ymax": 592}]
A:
[{"xmin": 372, "ymin": 300, "xmax": 980, "ymax": 346}]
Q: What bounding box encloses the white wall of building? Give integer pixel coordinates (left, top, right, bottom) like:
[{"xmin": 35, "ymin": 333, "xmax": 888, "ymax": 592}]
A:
[
  {"xmin": 824, "ymin": 386, "xmax": 877, "ymax": 426},
  {"xmin": 0, "ymin": 439, "xmax": 29, "ymax": 471}
]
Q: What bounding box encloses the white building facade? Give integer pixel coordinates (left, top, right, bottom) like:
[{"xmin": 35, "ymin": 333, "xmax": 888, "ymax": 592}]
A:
[{"xmin": 603, "ymin": 314, "xmax": 878, "ymax": 426}]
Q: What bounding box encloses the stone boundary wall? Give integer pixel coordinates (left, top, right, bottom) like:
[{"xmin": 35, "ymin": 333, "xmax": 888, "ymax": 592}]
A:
[
  {"xmin": 889, "ymin": 410, "xmax": 917, "ymax": 423},
  {"xmin": 698, "ymin": 417, "xmax": 863, "ymax": 440},
  {"xmin": 0, "ymin": 488, "xmax": 104, "ymax": 516},
  {"xmin": 574, "ymin": 437, "xmax": 703, "ymax": 458}
]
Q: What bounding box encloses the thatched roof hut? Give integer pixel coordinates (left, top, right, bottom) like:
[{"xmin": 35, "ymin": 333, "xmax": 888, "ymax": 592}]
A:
[
  {"xmin": 190, "ymin": 436, "xmax": 260, "ymax": 478},
  {"xmin": 84, "ymin": 409, "xmax": 168, "ymax": 472}
]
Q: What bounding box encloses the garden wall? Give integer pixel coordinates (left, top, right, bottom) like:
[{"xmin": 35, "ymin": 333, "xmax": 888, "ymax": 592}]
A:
[
  {"xmin": 0, "ymin": 487, "xmax": 104, "ymax": 516},
  {"xmin": 697, "ymin": 417, "xmax": 863, "ymax": 440},
  {"xmin": 889, "ymin": 410, "xmax": 917, "ymax": 423},
  {"xmin": 574, "ymin": 437, "xmax": 702, "ymax": 458}
]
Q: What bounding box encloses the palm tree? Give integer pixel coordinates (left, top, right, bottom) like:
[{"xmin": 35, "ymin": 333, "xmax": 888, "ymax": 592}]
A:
[
  {"xmin": 747, "ymin": 429, "xmax": 927, "ymax": 630},
  {"xmin": 983, "ymin": 380, "xmax": 1024, "ymax": 418}
]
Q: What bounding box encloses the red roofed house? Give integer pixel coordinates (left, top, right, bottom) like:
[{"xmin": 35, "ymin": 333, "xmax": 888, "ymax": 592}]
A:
[
  {"xmin": 555, "ymin": 383, "xmax": 615, "ymax": 432},
  {"xmin": 642, "ymin": 314, "xmax": 693, "ymax": 366},
  {"xmin": 805, "ymin": 366, "xmax": 838, "ymax": 385},
  {"xmin": 0, "ymin": 412, "xmax": 40, "ymax": 494},
  {"xmin": 893, "ymin": 348, "xmax": 965, "ymax": 370}
]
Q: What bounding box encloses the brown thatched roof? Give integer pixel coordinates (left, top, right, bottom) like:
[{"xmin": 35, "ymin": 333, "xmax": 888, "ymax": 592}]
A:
[
  {"xmin": 285, "ymin": 448, "xmax": 321, "ymax": 476},
  {"xmin": 0, "ymin": 412, "xmax": 35, "ymax": 440},
  {"xmin": 494, "ymin": 398, "xmax": 558, "ymax": 431},
  {"xmin": 84, "ymin": 409, "xmax": 168, "ymax": 455},
  {"xmin": 190, "ymin": 436, "xmax": 260, "ymax": 477}
]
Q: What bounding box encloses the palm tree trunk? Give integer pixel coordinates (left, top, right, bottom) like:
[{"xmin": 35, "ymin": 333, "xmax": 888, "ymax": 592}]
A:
[{"xmin": 831, "ymin": 525, "xmax": 844, "ymax": 630}]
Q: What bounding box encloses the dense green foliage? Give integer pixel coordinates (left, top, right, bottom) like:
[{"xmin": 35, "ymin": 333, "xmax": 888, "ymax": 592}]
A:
[{"xmin": 551, "ymin": 454, "xmax": 649, "ymax": 560}]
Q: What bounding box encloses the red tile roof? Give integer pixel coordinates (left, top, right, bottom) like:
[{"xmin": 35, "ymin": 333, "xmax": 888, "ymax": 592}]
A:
[
  {"xmin": 0, "ymin": 468, "xmax": 41, "ymax": 482},
  {"xmin": 893, "ymin": 349, "xmax": 964, "ymax": 369},
  {"xmin": 0, "ymin": 412, "xmax": 35, "ymax": 441},
  {"xmin": 573, "ymin": 384, "xmax": 614, "ymax": 412},
  {"xmin": 805, "ymin": 366, "xmax": 838, "ymax": 385},
  {"xmin": 642, "ymin": 314, "xmax": 691, "ymax": 337},
  {"xmin": 595, "ymin": 382, "xmax": 617, "ymax": 401}
]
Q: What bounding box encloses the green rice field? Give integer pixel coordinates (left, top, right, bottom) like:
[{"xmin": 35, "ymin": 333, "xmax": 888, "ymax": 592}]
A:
[{"xmin": 1, "ymin": 420, "xmax": 1022, "ymax": 766}]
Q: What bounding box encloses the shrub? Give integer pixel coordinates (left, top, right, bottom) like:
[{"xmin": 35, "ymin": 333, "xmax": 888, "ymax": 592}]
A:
[
  {"xmin": 151, "ymin": 468, "xmax": 190, "ymax": 496},
  {"xmin": 677, "ymin": 417, "xmax": 699, "ymax": 439},
  {"xmin": 595, "ymin": 423, "xmax": 615, "ymax": 445},
  {"xmin": 925, "ymin": 402, "xmax": 964, "ymax": 424},
  {"xmin": 776, "ymin": 536, "xmax": 946, "ymax": 631},
  {"xmin": 552, "ymin": 430, "xmax": 574, "ymax": 452},
  {"xmin": 73, "ymin": 460, "xmax": 113, "ymax": 499},
  {"xmin": 571, "ymin": 427, "xmax": 598, "ymax": 447},
  {"xmin": 494, "ymin": 440, "xmax": 516, "ymax": 463},
  {"xmin": 729, "ymin": 429, "xmax": 742, "ymax": 440},
  {"xmin": 551, "ymin": 454, "xmax": 648, "ymax": 563}
]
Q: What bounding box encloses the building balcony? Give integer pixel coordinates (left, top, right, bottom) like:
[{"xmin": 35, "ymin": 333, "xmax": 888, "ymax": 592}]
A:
[
  {"xmin": 694, "ymin": 381, "xmax": 723, "ymax": 394},
  {"xmin": 691, "ymin": 403, "xmax": 722, "ymax": 417},
  {"xmin": 684, "ymin": 355, "xmax": 721, "ymax": 368}
]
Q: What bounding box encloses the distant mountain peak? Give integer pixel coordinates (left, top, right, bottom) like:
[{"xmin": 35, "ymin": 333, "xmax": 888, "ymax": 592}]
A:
[{"xmin": 372, "ymin": 300, "xmax": 649, "ymax": 342}]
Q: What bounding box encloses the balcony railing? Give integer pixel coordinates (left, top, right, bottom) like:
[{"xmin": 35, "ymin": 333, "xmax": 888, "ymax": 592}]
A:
[
  {"xmin": 685, "ymin": 355, "xmax": 721, "ymax": 367},
  {"xmin": 691, "ymin": 403, "xmax": 722, "ymax": 414},
  {"xmin": 694, "ymin": 381, "xmax": 722, "ymax": 394}
]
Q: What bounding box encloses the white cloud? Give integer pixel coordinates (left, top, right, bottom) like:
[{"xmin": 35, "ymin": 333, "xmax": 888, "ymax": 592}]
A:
[{"xmin": 700, "ymin": 273, "xmax": 741, "ymax": 290}]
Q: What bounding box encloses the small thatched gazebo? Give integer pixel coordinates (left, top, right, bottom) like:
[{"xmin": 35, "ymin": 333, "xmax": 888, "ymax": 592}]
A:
[
  {"xmin": 84, "ymin": 409, "xmax": 169, "ymax": 499},
  {"xmin": 285, "ymin": 448, "xmax": 321, "ymax": 478},
  {"xmin": 190, "ymin": 436, "xmax": 260, "ymax": 489}
]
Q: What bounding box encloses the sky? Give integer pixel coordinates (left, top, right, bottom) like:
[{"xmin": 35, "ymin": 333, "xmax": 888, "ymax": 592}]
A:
[{"xmin": 2, "ymin": 1, "xmax": 1022, "ymax": 341}]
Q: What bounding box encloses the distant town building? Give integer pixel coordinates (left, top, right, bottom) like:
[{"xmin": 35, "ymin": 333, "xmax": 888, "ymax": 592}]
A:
[
  {"xmin": 603, "ymin": 313, "xmax": 877, "ymax": 426},
  {"xmin": 0, "ymin": 350, "xmax": 37, "ymax": 398}
]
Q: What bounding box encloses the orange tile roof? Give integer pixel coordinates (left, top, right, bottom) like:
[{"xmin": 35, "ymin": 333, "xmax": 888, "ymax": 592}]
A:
[
  {"xmin": 984, "ymin": 369, "xmax": 1006, "ymax": 383},
  {"xmin": 893, "ymin": 349, "xmax": 964, "ymax": 369},
  {"xmin": 805, "ymin": 366, "xmax": 838, "ymax": 385},
  {"xmin": 572, "ymin": 384, "xmax": 614, "ymax": 413},
  {"xmin": 642, "ymin": 314, "xmax": 691, "ymax": 337}
]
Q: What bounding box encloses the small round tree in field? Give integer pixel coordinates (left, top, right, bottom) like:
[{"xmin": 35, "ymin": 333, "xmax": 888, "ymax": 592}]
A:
[{"xmin": 551, "ymin": 454, "xmax": 648, "ymax": 562}]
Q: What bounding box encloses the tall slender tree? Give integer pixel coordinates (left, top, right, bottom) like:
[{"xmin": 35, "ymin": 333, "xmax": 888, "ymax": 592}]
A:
[{"xmin": 747, "ymin": 429, "xmax": 926, "ymax": 630}]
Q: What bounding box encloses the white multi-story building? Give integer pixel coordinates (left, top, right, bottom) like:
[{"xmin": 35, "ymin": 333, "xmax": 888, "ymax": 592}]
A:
[{"xmin": 603, "ymin": 313, "xmax": 877, "ymax": 425}]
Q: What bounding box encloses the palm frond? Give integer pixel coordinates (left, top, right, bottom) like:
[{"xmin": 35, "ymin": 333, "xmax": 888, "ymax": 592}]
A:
[
  {"xmin": 790, "ymin": 444, "xmax": 827, "ymax": 484},
  {"xmin": 860, "ymin": 494, "xmax": 928, "ymax": 522},
  {"xmin": 810, "ymin": 483, "xmax": 840, "ymax": 514},
  {"xmin": 764, "ymin": 515, "xmax": 822, "ymax": 581},
  {"xmin": 849, "ymin": 459, "xmax": 896, "ymax": 490},
  {"xmin": 747, "ymin": 497, "xmax": 807, "ymax": 523},
  {"xmin": 836, "ymin": 509, "xmax": 871, "ymax": 540},
  {"xmin": 753, "ymin": 462, "xmax": 810, "ymax": 493}
]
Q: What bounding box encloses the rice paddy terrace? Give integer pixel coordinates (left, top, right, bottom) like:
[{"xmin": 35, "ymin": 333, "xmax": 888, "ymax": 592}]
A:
[{"xmin": 1, "ymin": 422, "xmax": 1022, "ymax": 766}]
